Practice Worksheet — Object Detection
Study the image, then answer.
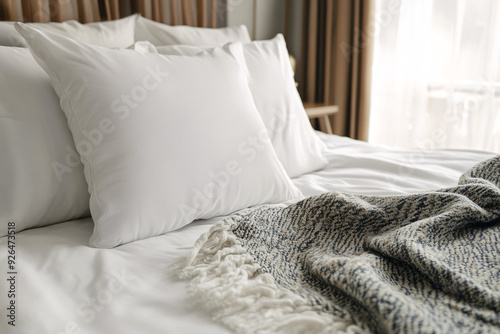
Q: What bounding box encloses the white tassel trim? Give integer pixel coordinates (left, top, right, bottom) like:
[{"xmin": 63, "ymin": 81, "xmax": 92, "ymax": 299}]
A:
[{"xmin": 177, "ymin": 216, "xmax": 368, "ymax": 334}]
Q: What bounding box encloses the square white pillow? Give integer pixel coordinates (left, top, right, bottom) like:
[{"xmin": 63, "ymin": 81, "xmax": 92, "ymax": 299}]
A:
[
  {"xmin": 0, "ymin": 46, "xmax": 90, "ymax": 236},
  {"xmin": 16, "ymin": 23, "xmax": 302, "ymax": 248},
  {"xmin": 154, "ymin": 35, "xmax": 328, "ymax": 177},
  {"xmin": 0, "ymin": 15, "xmax": 136, "ymax": 48},
  {"xmin": 135, "ymin": 15, "xmax": 251, "ymax": 46}
]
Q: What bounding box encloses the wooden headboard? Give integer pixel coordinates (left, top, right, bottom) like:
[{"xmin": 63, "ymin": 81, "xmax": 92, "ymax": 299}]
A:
[{"xmin": 0, "ymin": 0, "xmax": 219, "ymax": 27}]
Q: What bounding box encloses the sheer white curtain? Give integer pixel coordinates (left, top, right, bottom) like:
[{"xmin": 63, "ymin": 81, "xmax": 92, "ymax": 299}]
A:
[{"xmin": 369, "ymin": 0, "xmax": 500, "ymax": 153}]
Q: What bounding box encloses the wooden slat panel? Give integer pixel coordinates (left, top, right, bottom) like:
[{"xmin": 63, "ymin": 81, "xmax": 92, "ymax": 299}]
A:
[
  {"xmin": 196, "ymin": 0, "xmax": 206, "ymax": 27},
  {"xmin": 77, "ymin": 0, "xmax": 100, "ymax": 22},
  {"xmin": 323, "ymin": 0, "xmax": 334, "ymax": 104},
  {"xmin": 21, "ymin": 0, "xmax": 33, "ymax": 21},
  {"xmin": 88, "ymin": 0, "xmax": 101, "ymax": 20},
  {"xmin": 136, "ymin": 0, "xmax": 146, "ymax": 17},
  {"xmin": 21, "ymin": 0, "xmax": 43, "ymax": 22},
  {"xmin": 2, "ymin": 0, "xmax": 22, "ymax": 21},
  {"xmin": 0, "ymin": 0, "xmax": 219, "ymax": 24},
  {"xmin": 53, "ymin": 0, "xmax": 78, "ymax": 22},
  {"xmin": 355, "ymin": 0, "xmax": 373, "ymax": 141},
  {"xmin": 331, "ymin": 0, "xmax": 353, "ymax": 136},
  {"xmin": 181, "ymin": 0, "xmax": 194, "ymax": 26},
  {"xmin": 349, "ymin": 0, "xmax": 360, "ymax": 137},
  {"xmin": 210, "ymin": 0, "xmax": 216, "ymax": 27},
  {"xmin": 102, "ymin": 0, "xmax": 112, "ymax": 20},
  {"xmin": 152, "ymin": 0, "xmax": 163, "ymax": 22},
  {"xmin": 170, "ymin": 0, "xmax": 180, "ymax": 25},
  {"xmin": 305, "ymin": 0, "xmax": 318, "ymax": 102},
  {"xmin": 2, "ymin": 0, "xmax": 21, "ymax": 21},
  {"xmin": 31, "ymin": 0, "xmax": 50, "ymax": 22},
  {"xmin": 118, "ymin": 0, "xmax": 129, "ymax": 18},
  {"xmin": 77, "ymin": 0, "xmax": 86, "ymax": 21},
  {"xmin": 107, "ymin": 0, "xmax": 119, "ymax": 20},
  {"xmin": 284, "ymin": 0, "xmax": 289, "ymax": 40},
  {"xmin": 315, "ymin": 0, "xmax": 326, "ymax": 101}
]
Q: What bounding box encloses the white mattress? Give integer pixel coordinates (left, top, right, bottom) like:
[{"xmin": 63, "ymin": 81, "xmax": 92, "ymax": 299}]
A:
[{"xmin": 1, "ymin": 133, "xmax": 495, "ymax": 334}]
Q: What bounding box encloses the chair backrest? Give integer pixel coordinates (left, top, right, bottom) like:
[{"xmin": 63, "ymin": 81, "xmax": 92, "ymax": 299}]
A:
[{"xmin": 0, "ymin": 0, "xmax": 217, "ymax": 26}]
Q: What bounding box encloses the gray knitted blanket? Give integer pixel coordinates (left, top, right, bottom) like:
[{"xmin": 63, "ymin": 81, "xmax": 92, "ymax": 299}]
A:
[{"xmin": 180, "ymin": 156, "xmax": 500, "ymax": 334}]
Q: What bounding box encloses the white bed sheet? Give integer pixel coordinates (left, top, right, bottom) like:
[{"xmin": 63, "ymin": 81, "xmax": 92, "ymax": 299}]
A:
[
  {"xmin": 1, "ymin": 133, "xmax": 495, "ymax": 334},
  {"xmin": 296, "ymin": 132, "xmax": 496, "ymax": 196}
]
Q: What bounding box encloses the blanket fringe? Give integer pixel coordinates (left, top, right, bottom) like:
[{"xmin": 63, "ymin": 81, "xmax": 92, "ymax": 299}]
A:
[{"xmin": 177, "ymin": 215, "xmax": 367, "ymax": 334}]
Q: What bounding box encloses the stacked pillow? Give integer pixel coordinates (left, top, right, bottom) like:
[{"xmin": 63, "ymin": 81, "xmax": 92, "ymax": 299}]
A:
[
  {"xmin": 0, "ymin": 46, "xmax": 90, "ymax": 236},
  {"xmin": 1, "ymin": 15, "xmax": 142, "ymax": 238},
  {"xmin": 0, "ymin": 15, "xmax": 137, "ymax": 48},
  {"xmin": 14, "ymin": 23, "xmax": 306, "ymax": 248},
  {"xmin": 1, "ymin": 16, "xmax": 328, "ymax": 247}
]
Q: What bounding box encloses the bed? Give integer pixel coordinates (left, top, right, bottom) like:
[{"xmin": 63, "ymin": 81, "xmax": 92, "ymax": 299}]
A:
[
  {"xmin": 1, "ymin": 2, "xmax": 499, "ymax": 334},
  {"xmin": 1, "ymin": 134, "xmax": 495, "ymax": 334}
]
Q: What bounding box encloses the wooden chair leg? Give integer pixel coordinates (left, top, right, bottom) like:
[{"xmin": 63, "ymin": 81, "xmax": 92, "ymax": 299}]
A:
[{"xmin": 319, "ymin": 115, "xmax": 333, "ymax": 134}]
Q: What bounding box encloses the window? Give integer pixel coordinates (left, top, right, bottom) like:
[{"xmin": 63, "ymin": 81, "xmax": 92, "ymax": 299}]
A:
[{"xmin": 369, "ymin": 0, "xmax": 500, "ymax": 152}]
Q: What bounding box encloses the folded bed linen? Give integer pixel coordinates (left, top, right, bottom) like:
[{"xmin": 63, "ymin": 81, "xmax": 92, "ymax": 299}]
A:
[{"xmin": 0, "ymin": 134, "xmax": 495, "ymax": 334}]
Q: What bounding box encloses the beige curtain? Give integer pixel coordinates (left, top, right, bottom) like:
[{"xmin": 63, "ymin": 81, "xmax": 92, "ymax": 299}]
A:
[
  {"xmin": 0, "ymin": 0, "xmax": 217, "ymax": 26},
  {"xmin": 299, "ymin": 0, "xmax": 374, "ymax": 141}
]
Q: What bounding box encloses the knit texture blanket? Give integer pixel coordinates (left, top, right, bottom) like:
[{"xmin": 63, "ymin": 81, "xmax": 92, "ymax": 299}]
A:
[{"xmin": 179, "ymin": 156, "xmax": 500, "ymax": 334}]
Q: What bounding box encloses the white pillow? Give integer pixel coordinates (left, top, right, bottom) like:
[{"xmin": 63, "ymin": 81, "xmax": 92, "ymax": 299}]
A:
[
  {"xmin": 0, "ymin": 15, "xmax": 136, "ymax": 48},
  {"xmin": 0, "ymin": 46, "xmax": 90, "ymax": 237},
  {"xmin": 0, "ymin": 22, "xmax": 23, "ymax": 47},
  {"xmin": 15, "ymin": 23, "xmax": 302, "ymax": 248},
  {"xmin": 135, "ymin": 15, "xmax": 251, "ymax": 46},
  {"xmin": 155, "ymin": 35, "xmax": 328, "ymax": 178}
]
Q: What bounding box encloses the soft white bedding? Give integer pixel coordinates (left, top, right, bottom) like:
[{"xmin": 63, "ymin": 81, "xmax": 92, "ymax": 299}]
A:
[
  {"xmin": 297, "ymin": 132, "xmax": 496, "ymax": 196},
  {"xmin": 0, "ymin": 133, "xmax": 495, "ymax": 334}
]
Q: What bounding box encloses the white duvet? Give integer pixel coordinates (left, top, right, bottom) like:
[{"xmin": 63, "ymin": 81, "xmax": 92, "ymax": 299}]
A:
[{"xmin": 0, "ymin": 133, "xmax": 495, "ymax": 334}]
